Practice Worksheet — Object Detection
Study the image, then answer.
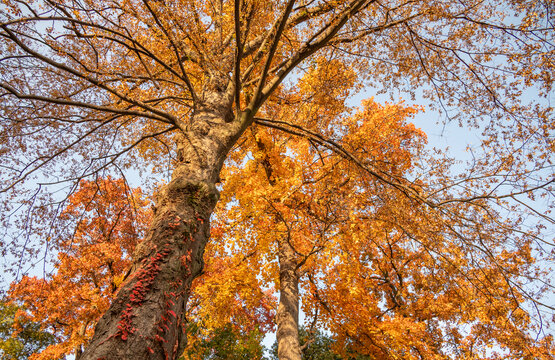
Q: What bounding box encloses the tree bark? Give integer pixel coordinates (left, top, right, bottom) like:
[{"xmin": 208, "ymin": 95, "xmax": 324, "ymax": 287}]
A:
[
  {"xmin": 81, "ymin": 104, "xmax": 241, "ymax": 360},
  {"xmin": 276, "ymin": 236, "xmax": 302, "ymax": 360}
]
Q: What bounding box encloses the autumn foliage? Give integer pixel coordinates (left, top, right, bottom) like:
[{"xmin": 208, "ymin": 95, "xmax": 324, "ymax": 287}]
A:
[{"xmin": 1, "ymin": 0, "xmax": 553, "ymax": 359}]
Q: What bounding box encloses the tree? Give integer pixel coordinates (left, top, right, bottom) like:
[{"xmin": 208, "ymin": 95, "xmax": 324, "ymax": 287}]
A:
[
  {"xmin": 0, "ymin": 300, "xmax": 55, "ymax": 360},
  {"xmin": 269, "ymin": 327, "xmax": 371, "ymax": 360},
  {"xmin": 182, "ymin": 323, "xmax": 267, "ymax": 360},
  {"xmin": 0, "ymin": 1, "xmax": 553, "ymax": 359},
  {"xmin": 213, "ymin": 88, "xmax": 427, "ymax": 359},
  {"xmin": 211, "ymin": 94, "xmax": 554, "ymax": 358}
]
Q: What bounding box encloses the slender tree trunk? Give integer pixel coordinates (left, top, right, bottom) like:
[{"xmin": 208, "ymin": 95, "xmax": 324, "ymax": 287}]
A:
[
  {"xmin": 81, "ymin": 103, "xmax": 241, "ymax": 359},
  {"xmin": 255, "ymin": 131, "xmax": 303, "ymax": 360},
  {"xmin": 74, "ymin": 323, "xmax": 87, "ymax": 360},
  {"xmin": 276, "ymin": 236, "xmax": 302, "ymax": 360}
]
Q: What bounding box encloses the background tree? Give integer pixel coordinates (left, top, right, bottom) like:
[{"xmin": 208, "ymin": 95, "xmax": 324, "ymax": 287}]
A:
[
  {"xmin": 0, "ymin": 300, "xmax": 55, "ymax": 360},
  {"xmin": 0, "ymin": 1, "xmax": 553, "ymax": 359},
  {"xmin": 182, "ymin": 324, "xmax": 267, "ymax": 360},
  {"xmin": 269, "ymin": 327, "xmax": 371, "ymax": 360}
]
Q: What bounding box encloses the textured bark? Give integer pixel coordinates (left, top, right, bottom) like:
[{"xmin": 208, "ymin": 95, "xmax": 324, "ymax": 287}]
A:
[
  {"xmin": 276, "ymin": 237, "xmax": 302, "ymax": 360},
  {"xmin": 81, "ymin": 101, "xmax": 242, "ymax": 359}
]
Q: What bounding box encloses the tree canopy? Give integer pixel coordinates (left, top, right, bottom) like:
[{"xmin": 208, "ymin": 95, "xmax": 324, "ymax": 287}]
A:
[{"xmin": 0, "ymin": 0, "xmax": 553, "ymax": 359}]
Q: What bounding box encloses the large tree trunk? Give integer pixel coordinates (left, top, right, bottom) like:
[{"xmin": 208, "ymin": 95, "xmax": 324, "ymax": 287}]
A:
[
  {"xmin": 81, "ymin": 104, "xmax": 240, "ymax": 360},
  {"xmin": 276, "ymin": 236, "xmax": 302, "ymax": 360}
]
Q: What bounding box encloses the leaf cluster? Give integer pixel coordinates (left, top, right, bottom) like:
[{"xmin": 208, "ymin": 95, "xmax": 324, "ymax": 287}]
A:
[{"xmin": 0, "ymin": 300, "xmax": 54, "ymax": 360}]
